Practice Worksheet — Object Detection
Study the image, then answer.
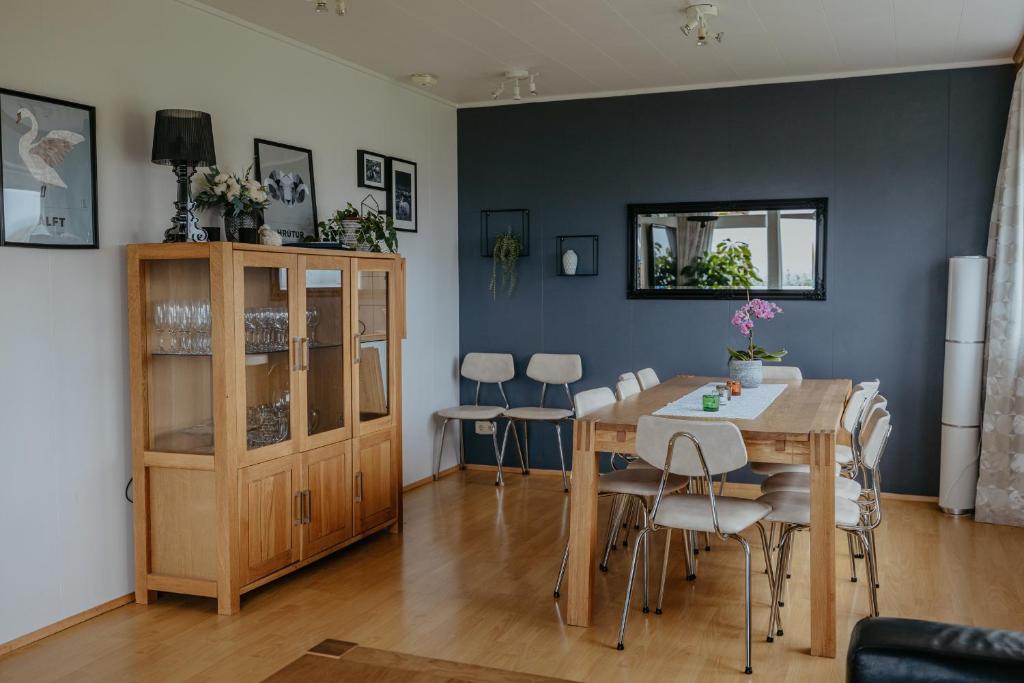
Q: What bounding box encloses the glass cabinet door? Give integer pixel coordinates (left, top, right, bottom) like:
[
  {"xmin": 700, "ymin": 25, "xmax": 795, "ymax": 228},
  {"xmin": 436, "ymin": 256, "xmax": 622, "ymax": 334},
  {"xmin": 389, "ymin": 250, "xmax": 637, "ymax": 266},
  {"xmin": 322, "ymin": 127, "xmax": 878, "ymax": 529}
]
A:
[
  {"xmin": 353, "ymin": 260, "xmax": 396, "ymax": 434},
  {"xmin": 297, "ymin": 255, "xmax": 352, "ymax": 450},
  {"xmin": 234, "ymin": 251, "xmax": 300, "ymax": 459},
  {"xmin": 143, "ymin": 258, "xmax": 214, "ymax": 455}
]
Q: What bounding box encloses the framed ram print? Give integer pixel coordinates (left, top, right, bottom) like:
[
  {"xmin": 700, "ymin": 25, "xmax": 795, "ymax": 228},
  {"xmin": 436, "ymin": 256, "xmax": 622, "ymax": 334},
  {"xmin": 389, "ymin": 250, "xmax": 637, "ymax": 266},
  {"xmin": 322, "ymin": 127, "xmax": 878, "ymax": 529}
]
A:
[{"xmin": 254, "ymin": 138, "xmax": 318, "ymax": 242}]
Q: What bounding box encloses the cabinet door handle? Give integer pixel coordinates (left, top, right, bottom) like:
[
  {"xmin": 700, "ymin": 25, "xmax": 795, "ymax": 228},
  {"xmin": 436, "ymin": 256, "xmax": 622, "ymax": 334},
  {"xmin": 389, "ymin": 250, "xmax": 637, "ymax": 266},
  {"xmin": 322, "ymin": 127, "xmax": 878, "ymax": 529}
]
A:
[
  {"xmin": 355, "ymin": 472, "xmax": 363, "ymax": 503},
  {"xmin": 303, "ymin": 338, "xmax": 311, "ymax": 371},
  {"xmin": 293, "ymin": 491, "xmax": 303, "ymax": 526},
  {"xmin": 303, "ymin": 490, "xmax": 312, "ymax": 524},
  {"xmin": 354, "ymin": 333, "xmax": 362, "ymax": 364},
  {"xmin": 292, "ymin": 336, "xmax": 304, "ymax": 371}
]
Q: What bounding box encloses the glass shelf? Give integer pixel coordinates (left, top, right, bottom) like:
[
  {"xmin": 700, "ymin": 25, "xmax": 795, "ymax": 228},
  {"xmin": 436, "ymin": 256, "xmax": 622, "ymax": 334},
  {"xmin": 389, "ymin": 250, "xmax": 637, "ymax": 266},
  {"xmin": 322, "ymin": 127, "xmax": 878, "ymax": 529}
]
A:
[{"xmin": 150, "ymin": 342, "xmax": 343, "ymax": 358}]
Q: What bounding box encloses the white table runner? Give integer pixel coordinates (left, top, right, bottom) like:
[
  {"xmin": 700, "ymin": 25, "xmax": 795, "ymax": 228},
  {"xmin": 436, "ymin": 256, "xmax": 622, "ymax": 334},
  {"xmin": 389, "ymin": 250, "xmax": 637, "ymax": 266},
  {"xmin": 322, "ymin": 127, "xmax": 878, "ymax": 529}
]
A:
[{"xmin": 653, "ymin": 382, "xmax": 787, "ymax": 420}]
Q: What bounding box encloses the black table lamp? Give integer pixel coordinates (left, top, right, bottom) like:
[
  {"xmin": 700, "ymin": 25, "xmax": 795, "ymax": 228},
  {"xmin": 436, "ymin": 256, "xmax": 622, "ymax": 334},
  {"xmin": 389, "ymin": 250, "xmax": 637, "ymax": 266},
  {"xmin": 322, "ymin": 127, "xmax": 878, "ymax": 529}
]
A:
[{"xmin": 151, "ymin": 109, "xmax": 216, "ymax": 243}]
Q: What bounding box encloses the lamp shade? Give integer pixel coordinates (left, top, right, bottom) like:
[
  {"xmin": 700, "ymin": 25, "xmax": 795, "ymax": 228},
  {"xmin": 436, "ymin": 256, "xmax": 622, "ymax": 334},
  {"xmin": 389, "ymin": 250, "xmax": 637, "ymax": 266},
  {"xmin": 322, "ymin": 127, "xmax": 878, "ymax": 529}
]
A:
[{"xmin": 151, "ymin": 109, "xmax": 216, "ymax": 166}]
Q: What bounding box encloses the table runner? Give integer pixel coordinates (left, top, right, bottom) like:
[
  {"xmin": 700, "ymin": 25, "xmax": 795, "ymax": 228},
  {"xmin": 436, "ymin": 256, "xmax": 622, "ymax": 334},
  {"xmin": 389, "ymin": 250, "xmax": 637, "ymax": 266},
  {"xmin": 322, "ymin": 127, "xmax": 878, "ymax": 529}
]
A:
[{"xmin": 653, "ymin": 382, "xmax": 787, "ymax": 420}]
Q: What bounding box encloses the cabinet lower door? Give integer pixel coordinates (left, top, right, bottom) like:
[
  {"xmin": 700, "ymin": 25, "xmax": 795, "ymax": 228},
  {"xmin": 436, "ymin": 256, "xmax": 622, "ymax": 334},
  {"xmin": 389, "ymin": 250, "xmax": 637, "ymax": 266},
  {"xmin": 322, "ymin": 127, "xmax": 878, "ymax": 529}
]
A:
[
  {"xmin": 239, "ymin": 457, "xmax": 300, "ymax": 584},
  {"xmin": 301, "ymin": 441, "xmax": 354, "ymax": 558},
  {"xmin": 354, "ymin": 429, "xmax": 398, "ymax": 534}
]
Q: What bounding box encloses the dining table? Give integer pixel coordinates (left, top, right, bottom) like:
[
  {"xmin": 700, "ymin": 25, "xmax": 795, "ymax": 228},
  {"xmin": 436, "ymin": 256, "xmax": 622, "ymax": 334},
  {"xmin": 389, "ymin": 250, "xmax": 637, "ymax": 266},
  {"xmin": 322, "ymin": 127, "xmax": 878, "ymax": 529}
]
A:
[{"xmin": 565, "ymin": 374, "xmax": 851, "ymax": 658}]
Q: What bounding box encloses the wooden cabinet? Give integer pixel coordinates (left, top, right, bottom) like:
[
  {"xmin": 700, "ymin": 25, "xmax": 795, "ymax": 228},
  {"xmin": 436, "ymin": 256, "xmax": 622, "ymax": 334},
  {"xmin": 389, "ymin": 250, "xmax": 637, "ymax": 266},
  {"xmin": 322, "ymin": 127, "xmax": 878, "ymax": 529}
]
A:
[
  {"xmin": 128, "ymin": 243, "xmax": 404, "ymax": 614},
  {"xmin": 355, "ymin": 429, "xmax": 398, "ymax": 534}
]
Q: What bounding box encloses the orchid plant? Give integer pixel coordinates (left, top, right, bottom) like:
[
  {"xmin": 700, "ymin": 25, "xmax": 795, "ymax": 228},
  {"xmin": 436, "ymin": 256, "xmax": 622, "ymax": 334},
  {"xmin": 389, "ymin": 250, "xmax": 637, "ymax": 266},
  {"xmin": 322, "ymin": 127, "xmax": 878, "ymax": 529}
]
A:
[
  {"xmin": 195, "ymin": 166, "xmax": 271, "ymax": 218},
  {"xmin": 727, "ymin": 297, "xmax": 787, "ymax": 362}
]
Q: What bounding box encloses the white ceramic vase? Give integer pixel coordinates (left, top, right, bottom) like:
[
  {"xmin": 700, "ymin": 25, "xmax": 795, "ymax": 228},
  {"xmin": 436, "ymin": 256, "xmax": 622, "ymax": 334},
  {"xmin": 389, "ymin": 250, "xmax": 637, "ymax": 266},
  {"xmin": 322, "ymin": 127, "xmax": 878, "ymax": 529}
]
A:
[{"xmin": 562, "ymin": 249, "xmax": 579, "ymax": 275}]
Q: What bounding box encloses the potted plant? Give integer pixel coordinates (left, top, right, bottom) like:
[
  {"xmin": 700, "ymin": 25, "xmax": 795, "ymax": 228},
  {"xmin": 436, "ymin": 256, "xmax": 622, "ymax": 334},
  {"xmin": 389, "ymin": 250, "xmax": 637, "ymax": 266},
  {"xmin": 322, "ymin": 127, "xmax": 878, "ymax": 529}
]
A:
[
  {"xmin": 681, "ymin": 239, "xmax": 763, "ymax": 289},
  {"xmin": 355, "ymin": 210, "xmax": 398, "ymax": 253},
  {"xmin": 490, "ymin": 231, "xmax": 522, "ymax": 299},
  {"xmin": 195, "ymin": 166, "xmax": 270, "ymax": 243},
  {"xmin": 727, "ymin": 297, "xmax": 786, "ymax": 387},
  {"xmin": 317, "ymin": 203, "xmax": 362, "ymax": 247}
]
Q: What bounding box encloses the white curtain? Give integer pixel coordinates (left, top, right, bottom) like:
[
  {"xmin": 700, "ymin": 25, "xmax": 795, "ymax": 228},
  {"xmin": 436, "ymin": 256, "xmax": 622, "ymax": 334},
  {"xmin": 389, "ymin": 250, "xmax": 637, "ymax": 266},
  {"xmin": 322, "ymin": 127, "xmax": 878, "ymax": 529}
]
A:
[
  {"xmin": 976, "ymin": 70, "xmax": 1024, "ymax": 526},
  {"xmin": 678, "ymin": 217, "xmax": 716, "ymax": 272}
]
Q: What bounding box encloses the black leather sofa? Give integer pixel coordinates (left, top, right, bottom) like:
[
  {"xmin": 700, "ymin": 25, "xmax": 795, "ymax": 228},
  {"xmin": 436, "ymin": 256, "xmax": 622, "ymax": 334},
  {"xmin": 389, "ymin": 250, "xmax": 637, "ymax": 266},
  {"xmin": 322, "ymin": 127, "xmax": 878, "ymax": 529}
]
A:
[{"xmin": 848, "ymin": 617, "xmax": 1024, "ymax": 682}]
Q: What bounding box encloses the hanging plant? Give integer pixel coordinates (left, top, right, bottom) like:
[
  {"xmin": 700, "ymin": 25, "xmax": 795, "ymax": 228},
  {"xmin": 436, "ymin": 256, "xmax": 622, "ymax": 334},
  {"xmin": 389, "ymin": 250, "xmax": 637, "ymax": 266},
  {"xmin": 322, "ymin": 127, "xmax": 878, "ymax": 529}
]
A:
[{"xmin": 490, "ymin": 231, "xmax": 522, "ymax": 299}]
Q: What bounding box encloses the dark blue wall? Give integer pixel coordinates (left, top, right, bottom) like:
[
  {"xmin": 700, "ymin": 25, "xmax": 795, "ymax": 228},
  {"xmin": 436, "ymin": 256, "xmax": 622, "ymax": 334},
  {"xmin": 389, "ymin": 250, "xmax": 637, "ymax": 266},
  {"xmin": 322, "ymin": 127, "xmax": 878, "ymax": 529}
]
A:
[{"xmin": 456, "ymin": 66, "xmax": 1014, "ymax": 496}]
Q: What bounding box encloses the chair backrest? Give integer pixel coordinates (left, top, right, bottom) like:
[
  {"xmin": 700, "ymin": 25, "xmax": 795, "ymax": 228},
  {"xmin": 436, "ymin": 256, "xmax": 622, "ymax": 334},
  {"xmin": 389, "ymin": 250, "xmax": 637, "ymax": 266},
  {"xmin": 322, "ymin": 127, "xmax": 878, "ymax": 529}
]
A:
[
  {"xmin": 636, "ymin": 368, "xmax": 660, "ymax": 390},
  {"xmin": 761, "ymin": 365, "xmax": 803, "ymax": 381},
  {"xmin": 526, "ymin": 353, "xmax": 582, "ymax": 384},
  {"xmin": 842, "ymin": 381, "xmax": 880, "ymax": 434},
  {"xmin": 859, "ymin": 407, "xmax": 891, "ymax": 471},
  {"xmin": 461, "ymin": 353, "xmax": 514, "ymax": 383},
  {"xmin": 615, "ymin": 376, "xmax": 641, "ymax": 401},
  {"xmin": 636, "ymin": 415, "xmax": 748, "ymax": 477},
  {"xmin": 574, "ymin": 387, "xmax": 616, "ymax": 418},
  {"xmin": 618, "ymin": 371, "xmax": 637, "ymax": 382}
]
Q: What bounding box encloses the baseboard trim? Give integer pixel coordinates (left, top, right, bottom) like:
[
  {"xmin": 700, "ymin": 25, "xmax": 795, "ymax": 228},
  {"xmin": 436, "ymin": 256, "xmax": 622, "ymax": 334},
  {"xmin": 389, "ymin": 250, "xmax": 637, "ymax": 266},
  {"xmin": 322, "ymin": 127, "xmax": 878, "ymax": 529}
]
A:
[
  {"xmin": 463, "ymin": 463, "xmax": 564, "ymax": 477},
  {"xmin": 403, "ymin": 465, "xmax": 460, "ymax": 492},
  {"xmin": 0, "ymin": 593, "xmax": 134, "ymax": 658}
]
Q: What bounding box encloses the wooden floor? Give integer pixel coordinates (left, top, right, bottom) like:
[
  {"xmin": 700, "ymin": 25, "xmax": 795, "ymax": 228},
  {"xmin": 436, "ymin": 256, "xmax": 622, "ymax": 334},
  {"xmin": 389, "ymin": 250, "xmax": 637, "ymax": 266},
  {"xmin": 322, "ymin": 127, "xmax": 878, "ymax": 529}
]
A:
[{"xmin": 2, "ymin": 471, "xmax": 1024, "ymax": 682}]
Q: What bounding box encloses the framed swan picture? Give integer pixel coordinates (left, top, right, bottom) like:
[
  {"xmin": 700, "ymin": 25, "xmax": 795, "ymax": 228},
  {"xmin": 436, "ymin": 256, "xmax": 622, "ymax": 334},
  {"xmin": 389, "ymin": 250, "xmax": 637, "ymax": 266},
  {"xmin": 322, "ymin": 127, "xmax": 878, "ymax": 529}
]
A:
[
  {"xmin": 254, "ymin": 138, "xmax": 318, "ymax": 242},
  {"xmin": 0, "ymin": 88, "xmax": 98, "ymax": 248}
]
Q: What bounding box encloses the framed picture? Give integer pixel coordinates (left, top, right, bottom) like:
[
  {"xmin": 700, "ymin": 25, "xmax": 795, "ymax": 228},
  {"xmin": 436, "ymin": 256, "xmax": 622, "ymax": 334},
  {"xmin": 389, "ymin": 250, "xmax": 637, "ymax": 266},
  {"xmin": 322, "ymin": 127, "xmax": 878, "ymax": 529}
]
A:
[
  {"xmin": 254, "ymin": 138, "xmax": 318, "ymax": 242},
  {"xmin": 357, "ymin": 149, "xmax": 387, "ymax": 191},
  {"xmin": 386, "ymin": 157, "xmax": 417, "ymax": 233},
  {"xmin": 0, "ymin": 88, "xmax": 98, "ymax": 248}
]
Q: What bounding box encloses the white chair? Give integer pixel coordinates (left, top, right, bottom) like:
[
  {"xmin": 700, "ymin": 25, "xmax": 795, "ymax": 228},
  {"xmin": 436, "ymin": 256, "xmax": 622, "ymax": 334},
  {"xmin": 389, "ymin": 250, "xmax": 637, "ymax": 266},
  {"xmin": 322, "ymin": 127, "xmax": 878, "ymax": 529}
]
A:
[
  {"xmin": 615, "ymin": 375, "xmax": 641, "ymax": 400},
  {"xmin": 434, "ymin": 353, "xmax": 522, "ymax": 486},
  {"xmin": 617, "ymin": 416, "xmax": 773, "ymax": 675},
  {"xmin": 760, "ymin": 365, "xmax": 803, "ymax": 381},
  {"xmin": 618, "ymin": 371, "xmax": 637, "ymax": 382},
  {"xmin": 503, "ymin": 353, "xmax": 582, "ymax": 492},
  {"xmin": 751, "ymin": 379, "xmax": 879, "ymax": 477},
  {"xmin": 552, "ymin": 387, "xmax": 687, "ymax": 598},
  {"xmin": 758, "ymin": 407, "xmax": 892, "ymax": 642},
  {"xmin": 636, "ymin": 368, "xmax": 660, "ymax": 390}
]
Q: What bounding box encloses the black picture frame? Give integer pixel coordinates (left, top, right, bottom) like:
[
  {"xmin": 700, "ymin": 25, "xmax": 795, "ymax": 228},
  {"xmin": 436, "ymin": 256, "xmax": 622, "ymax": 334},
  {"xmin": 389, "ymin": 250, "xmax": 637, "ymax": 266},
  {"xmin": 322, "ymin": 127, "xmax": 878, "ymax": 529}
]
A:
[
  {"xmin": 626, "ymin": 197, "xmax": 828, "ymax": 301},
  {"xmin": 0, "ymin": 87, "xmax": 98, "ymax": 249},
  {"xmin": 253, "ymin": 138, "xmax": 318, "ymax": 242},
  {"xmin": 481, "ymin": 209, "xmax": 530, "ymax": 257},
  {"xmin": 386, "ymin": 156, "xmax": 417, "ymax": 233},
  {"xmin": 357, "ymin": 149, "xmax": 387, "ymax": 191},
  {"xmin": 557, "ymin": 235, "xmax": 599, "ymax": 276}
]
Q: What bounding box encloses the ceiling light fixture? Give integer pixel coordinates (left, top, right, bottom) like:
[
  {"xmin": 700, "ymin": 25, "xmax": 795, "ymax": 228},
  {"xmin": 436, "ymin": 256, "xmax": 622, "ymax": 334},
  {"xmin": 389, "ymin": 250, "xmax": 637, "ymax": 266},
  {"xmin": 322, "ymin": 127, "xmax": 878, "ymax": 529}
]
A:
[
  {"xmin": 307, "ymin": 0, "xmax": 348, "ymax": 16},
  {"xmin": 410, "ymin": 73, "xmax": 439, "ymax": 88},
  {"xmin": 680, "ymin": 3, "xmax": 723, "ymax": 46},
  {"xmin": 491, "ymin": 69, "xmax": 538, "ymax": 102}
]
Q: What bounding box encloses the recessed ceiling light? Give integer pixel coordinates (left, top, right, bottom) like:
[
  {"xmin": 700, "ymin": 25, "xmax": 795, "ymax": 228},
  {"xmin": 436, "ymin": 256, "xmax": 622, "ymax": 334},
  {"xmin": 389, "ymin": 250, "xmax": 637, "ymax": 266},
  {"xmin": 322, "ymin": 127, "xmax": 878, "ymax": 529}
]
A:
[{"xmin": 410, "ymin": 73, "xmax": 439, "ymax": 88}]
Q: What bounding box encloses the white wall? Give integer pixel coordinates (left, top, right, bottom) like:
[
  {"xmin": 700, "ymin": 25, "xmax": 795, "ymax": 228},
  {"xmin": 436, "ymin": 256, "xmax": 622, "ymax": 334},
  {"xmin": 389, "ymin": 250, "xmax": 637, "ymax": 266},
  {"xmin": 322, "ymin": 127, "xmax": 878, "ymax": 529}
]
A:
[{"xmin": 0, "ymin": 0, "xmax": 459, "ymax": 645}]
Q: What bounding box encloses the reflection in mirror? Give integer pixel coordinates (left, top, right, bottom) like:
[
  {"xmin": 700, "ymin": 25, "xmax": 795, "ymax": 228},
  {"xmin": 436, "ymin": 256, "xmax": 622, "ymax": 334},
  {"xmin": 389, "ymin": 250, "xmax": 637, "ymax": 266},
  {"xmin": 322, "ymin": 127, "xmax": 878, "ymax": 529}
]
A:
[
  {"xmin": 629, "ymin": 198, "xmax": 826, "ymax": 300},
  {"xmin": 358, "ymin": 271, "xmax": 389, "ymax": 422}
]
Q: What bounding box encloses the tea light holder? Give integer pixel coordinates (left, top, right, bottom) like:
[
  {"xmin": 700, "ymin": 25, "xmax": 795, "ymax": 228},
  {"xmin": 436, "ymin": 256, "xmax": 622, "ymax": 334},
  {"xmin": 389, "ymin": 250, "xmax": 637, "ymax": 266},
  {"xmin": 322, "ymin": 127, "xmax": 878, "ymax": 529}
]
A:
[{"xmin": 702, "ymin": 393, "xmax": 720, "ymax": 412}]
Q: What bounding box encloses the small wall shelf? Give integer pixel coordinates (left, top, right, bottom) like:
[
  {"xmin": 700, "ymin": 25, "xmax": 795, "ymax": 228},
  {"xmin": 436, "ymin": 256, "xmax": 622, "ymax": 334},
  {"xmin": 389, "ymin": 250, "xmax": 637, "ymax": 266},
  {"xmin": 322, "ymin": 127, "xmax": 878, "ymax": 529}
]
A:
[
  {"xmin": 557, "ymin": 235, "xmax": 598, "ymax": 276},
  {"xmin": 481, "ymin": 209, "xmax": 529, "ymax": 257}
]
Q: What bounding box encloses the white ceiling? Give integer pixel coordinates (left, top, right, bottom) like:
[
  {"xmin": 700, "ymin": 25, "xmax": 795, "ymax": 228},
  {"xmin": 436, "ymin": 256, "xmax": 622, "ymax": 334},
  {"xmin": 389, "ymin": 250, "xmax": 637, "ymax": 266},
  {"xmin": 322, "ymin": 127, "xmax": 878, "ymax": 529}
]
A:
[{"xmin": 196, "ymin": 0, "xmax": 1024, "ymax": 106}]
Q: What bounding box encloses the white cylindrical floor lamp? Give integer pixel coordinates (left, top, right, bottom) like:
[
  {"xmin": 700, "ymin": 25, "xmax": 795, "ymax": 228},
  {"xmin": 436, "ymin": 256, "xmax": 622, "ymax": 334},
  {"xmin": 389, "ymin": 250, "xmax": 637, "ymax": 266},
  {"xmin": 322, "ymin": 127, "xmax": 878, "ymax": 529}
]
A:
[{"xmin": 939, "ymin": 256, "xmax": 989, "ymax": 515}]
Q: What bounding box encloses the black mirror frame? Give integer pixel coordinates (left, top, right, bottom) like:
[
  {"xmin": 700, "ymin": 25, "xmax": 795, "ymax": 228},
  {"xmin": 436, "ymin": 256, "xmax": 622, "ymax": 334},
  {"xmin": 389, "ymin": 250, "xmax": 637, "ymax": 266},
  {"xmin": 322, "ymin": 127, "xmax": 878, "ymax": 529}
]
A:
[{"xmin": 626, "ymin": 197, "xmax": 827, "ymax": 301}]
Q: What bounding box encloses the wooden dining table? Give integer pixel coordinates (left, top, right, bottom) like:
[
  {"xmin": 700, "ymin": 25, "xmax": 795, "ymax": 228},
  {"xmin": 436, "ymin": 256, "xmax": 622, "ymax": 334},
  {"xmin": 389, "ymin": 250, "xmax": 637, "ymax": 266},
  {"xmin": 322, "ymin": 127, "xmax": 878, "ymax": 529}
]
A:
[{"xmin": 565, "ymin": 375, "xmax": 851, "ymax": 658}]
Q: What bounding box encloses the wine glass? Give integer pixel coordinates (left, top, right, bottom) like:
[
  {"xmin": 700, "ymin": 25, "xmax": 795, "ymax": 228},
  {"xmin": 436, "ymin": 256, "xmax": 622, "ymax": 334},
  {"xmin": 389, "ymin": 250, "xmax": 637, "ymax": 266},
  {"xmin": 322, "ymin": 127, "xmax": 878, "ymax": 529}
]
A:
[{"xmin": 306, "ymin": 306, "xmax": 320, "ymax": 346}]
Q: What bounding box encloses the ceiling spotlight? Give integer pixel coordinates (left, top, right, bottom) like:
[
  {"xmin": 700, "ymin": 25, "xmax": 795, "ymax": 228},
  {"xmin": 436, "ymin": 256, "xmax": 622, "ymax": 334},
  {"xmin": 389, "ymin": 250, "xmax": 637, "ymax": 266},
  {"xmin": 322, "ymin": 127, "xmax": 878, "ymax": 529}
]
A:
[
  {"xmin": 680, "ymin": 3, "xmax": 723, "ymax": 46},
  {"xmin": 410, "ymin": 73, "xmax": 439, "ymax": 88},
  {"xmin": 489, "ymin": 69, "xmax": 538, "ymax": 102},
  {"xmin": 314, "ymin": 1, "xmax": 328, "ymax": 13},
  {"xmin": 335, "ymin": 0, "xmax": 346, "ymax": 15}
]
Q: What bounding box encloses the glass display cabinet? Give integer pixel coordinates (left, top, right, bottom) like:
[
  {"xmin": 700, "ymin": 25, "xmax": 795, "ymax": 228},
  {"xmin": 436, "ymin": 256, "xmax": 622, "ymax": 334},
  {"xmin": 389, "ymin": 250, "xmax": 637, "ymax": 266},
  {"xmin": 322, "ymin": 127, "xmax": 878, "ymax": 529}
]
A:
[{"xmin": 128, "ymin": 242, "xmax": 404, "ymax": 614}]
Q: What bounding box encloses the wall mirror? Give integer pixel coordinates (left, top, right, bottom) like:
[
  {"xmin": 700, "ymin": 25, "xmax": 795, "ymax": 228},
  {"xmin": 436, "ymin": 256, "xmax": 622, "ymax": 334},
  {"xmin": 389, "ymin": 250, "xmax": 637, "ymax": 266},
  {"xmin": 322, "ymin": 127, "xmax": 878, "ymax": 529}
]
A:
[{"xmin": 627, "ymin": 198, "xmax": 826, "ymax": 300}]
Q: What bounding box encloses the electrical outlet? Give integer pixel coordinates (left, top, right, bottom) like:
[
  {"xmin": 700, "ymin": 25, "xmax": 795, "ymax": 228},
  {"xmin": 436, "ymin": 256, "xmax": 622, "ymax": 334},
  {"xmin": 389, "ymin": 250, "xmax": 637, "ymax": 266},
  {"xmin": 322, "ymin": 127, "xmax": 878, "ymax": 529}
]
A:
[{"xmin": 475, "ymin": 420, "xmax": 495, "ymax": 435}]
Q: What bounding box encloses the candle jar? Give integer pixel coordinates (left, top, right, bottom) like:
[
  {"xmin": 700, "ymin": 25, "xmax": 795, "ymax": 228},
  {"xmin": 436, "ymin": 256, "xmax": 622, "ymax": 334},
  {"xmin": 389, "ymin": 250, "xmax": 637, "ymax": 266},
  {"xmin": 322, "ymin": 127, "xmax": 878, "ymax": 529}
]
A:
[
  {"xmin": 728, "ymin": 380, "xmax": 742, "ymax": 396},
  {"xmin": 716, "ymin": 384, "xmax": 731, "ymax": 402},
  {"xmin": 702, "ymin": 393, "xmax": 720, "ymax": 412}
]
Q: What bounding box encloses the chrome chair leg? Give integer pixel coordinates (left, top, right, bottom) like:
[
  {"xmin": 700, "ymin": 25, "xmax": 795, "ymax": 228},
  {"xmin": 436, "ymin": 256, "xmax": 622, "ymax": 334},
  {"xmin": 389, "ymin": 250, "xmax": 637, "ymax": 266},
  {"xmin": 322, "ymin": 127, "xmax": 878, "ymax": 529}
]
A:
[
  {"xmin": 491, "ymin": 423, "xmax": 504, "ymax": 486},
  {"xmin": 755, "ymin": 522, "xmax": 774, "ymax": 590},
  {"xmin": 616, "ymin": 526, "xmax": 651, "ymax": 650},
  {"xmin": 861, "ymin": 531, "xmax": 880, "ymax": 614},
  {"xmin": 554, "ymin": 421, "xmax": 569, "ymax": 492},
  {"xmin": 523, "ymin": 422, "xmax": 530, "ymax": 472},
  {"xmin": 656, "ymin": 528, "xmax": 672, "ymax": 614},
  {"xmin": 728, "ymin": 534, "xmax": 753, "ymax": 675},
  {"xmin": 868, "ymin": 528, "xmax": 880, "ymax": 588},
  {"xmin": 682, "ymin": 527, "xmax": 696, "ymax": 580},
  {"xmin": 767, "ymin": 525, "xmax": 795, "ymax": 642},
  {"xmin": 554, "ymin": 539, "xmax": 569, "ymax": 598},
  {"xmin": 641, "ymin": 503, "xmax": 651, "ymax": 613},
  {"xmin": 508, "ymin": 419, "xmax": 527, "ymax": 474},
  {"xmin": 601, "ymin": 496, "xmax": 627, "ymax": 571},
  {"xmin": 458, "ymin": 417, "xmax": 465, "ymax": 469},
  {"xmin": 433, "ymin": 417, "xmax": 450, "ymax": 480},
  {"xmin": 847, "ymin": 533, "xmax": 859, "ymax": 582}
]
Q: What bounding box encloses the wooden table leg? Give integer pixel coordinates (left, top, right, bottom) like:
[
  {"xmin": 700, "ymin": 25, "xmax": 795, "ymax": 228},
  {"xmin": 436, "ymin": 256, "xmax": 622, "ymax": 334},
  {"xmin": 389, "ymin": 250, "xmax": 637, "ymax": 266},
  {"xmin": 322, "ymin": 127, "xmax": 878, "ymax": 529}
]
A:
[
  {"xmin": 809, "ymin": 430, "xmax": 837, "ymax": 657},
  {"xmin": 566, "ymin": 419, "xmax": 598, "ymax": 627}
]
